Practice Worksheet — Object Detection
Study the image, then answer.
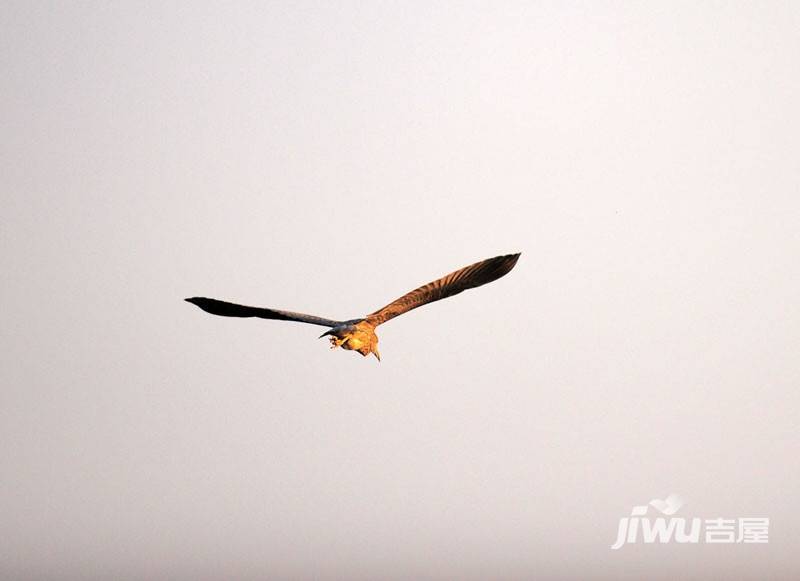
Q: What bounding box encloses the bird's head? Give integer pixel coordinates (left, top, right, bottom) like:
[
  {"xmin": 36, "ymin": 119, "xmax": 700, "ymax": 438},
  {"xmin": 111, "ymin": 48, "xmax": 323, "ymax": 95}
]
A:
[{"xmin": 320, "ymin": 320, "xmax": 380, "ymax": 360}]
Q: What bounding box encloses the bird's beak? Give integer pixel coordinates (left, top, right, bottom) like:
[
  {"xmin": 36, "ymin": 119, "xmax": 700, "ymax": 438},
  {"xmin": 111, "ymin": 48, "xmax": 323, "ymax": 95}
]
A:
[{"xmin": 372, "ymin": 349, "xmax": 381, "ymax": 362}]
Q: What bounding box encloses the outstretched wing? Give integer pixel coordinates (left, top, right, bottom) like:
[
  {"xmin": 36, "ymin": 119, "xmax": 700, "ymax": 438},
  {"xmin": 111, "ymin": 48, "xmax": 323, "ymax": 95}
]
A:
[
  {"xmin": 185, "ymin": 297, "xmax": 344, "ymax": 328},
  {"xmin": 365, "ymin": 253, "xmax": 520, "ymax": 326}
]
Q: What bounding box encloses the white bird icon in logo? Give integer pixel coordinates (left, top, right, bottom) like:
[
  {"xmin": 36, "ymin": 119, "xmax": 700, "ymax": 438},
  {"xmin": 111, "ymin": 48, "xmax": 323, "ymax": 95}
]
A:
[{"xmin": 649, "ymin": 494, "xmax": 685, "ymax": 515}]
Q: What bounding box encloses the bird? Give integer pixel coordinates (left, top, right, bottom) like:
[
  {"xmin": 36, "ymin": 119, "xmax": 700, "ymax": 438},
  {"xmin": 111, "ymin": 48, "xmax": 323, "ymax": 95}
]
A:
[{"xmin": 185, "ymin": 252, "xmax": 520, "ymax": 361}]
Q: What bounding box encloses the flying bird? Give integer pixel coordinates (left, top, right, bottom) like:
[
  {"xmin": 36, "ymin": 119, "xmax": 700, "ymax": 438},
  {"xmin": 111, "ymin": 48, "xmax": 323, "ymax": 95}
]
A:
[{"xmin": 185, "ymin": 253, "xmax": 520, "ymax": 360}]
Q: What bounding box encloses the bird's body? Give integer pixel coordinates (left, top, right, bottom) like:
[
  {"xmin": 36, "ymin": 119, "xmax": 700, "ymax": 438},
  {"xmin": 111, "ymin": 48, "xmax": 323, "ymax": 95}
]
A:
[
  {"xmin": 323, "ymin": 320, "xmax": 379, "ymax": 358},
  {"xmin": 186, "ymin": 253, "xmax": 520, "ymax": 360}
]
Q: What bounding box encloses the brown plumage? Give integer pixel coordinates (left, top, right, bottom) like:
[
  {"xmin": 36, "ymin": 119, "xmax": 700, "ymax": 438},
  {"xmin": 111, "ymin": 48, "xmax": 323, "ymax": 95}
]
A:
[{"xmin": 186, "ymin": 253, "xmax": 520, "ymax": 360}]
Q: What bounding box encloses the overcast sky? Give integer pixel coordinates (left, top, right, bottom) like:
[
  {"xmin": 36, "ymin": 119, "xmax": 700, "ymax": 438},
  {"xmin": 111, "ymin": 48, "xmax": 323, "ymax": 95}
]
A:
[{"xmin": 2, "ymin": 2, "xmax": 799, "ymax": 579}]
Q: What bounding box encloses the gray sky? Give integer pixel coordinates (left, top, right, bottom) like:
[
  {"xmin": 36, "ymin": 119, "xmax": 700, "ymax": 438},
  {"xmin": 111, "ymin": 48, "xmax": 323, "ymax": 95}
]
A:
[{"xmin": 2, "ymin": 2, "xmax": 799, "ymax": 579}]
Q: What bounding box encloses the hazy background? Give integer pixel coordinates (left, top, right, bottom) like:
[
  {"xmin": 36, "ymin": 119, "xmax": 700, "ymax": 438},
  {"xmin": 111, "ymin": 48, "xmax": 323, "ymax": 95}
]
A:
[{"xmin": 2, "ymin": 2, "xmax": 798, "ymax": 579}]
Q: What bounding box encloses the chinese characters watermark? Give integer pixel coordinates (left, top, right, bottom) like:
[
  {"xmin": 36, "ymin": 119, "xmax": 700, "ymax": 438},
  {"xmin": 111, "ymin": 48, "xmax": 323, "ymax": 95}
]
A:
[{"xmin": 611, "ymin": 494, "xmax": 769, "ymax": 549}]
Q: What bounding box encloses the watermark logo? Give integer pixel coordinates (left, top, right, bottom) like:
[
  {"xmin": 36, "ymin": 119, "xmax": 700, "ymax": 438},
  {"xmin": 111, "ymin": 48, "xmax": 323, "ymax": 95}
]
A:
[{"xmin": 611, "ymin": 494, "xmax": 769, "ymax": 549}]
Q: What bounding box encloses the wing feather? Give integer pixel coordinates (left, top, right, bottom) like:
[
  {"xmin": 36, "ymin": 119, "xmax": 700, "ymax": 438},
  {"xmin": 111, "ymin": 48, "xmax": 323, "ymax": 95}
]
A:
[
  {"xmin": 185, "ymin": 297, "xmax": 343, "ymax": 328},
  {"xmin": 365, "ymin": 253, "xmax": 520, "ymax": 326}
]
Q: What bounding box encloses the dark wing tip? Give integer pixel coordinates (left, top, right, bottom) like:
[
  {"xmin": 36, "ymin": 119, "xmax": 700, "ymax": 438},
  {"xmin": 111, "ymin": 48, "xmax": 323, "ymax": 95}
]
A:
[
  {"xmin": 491, "ymin": 252, "xmax": 521, "ymax": 277},
  {"xmin": 184, "ymin": 297, "xmax": 232, "ymax": 316},
  {"xmin": 185, "ymin": 297, "xmax": 212, "ymax": 312}
]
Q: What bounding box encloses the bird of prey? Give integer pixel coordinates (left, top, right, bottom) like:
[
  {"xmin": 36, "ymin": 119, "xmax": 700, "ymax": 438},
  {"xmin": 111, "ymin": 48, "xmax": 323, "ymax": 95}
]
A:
[{"xmin": 186, "ymin": 253, "xmax": 520, "ymax": 361}]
